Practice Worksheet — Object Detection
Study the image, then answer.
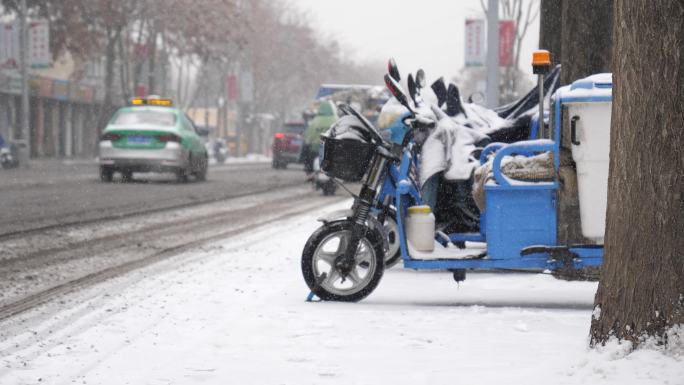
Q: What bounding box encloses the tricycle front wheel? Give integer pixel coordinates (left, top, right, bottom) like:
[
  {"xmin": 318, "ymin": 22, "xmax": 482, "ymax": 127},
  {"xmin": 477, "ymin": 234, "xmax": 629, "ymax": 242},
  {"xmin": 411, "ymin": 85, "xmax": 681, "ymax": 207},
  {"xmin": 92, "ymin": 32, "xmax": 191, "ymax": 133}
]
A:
[{"xmin": 301, "ymin": 221, "xmax": 385, "ymax": 302}]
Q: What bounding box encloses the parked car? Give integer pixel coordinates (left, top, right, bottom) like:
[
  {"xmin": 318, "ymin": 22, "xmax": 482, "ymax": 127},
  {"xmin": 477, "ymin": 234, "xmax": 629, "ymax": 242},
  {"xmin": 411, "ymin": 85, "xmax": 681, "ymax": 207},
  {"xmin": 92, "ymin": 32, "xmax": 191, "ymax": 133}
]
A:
[
  {"xmin": 272, "ymin": 121, "xmax": 305, "ymax": 169},
  {"xmin": 98, "ymin": 96, "xmax": 208, "ymax": 183}
]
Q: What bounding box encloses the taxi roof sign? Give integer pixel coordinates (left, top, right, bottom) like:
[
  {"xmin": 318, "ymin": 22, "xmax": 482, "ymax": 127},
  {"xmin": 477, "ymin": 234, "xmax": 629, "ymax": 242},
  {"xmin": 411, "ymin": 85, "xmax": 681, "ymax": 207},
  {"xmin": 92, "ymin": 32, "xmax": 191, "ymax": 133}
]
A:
[{"xmin": 129, "ymin": 97, "xmax": 173, "ymax": 107}]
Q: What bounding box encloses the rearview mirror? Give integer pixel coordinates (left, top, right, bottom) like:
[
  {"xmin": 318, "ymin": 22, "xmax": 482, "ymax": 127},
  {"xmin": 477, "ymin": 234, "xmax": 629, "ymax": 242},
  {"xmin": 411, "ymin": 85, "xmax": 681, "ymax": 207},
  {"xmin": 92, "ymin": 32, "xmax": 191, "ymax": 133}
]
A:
[
  {"xmin": 407, "ymin": 73, "xmax": 417, "ymax": 105},
  {"xmin": 415, "ymin": 69, "xmax": 426, "ymax": 89},
  {"xmin": 468, "ymin": 92, "xmax": 485, "ymax": 105},
  {"xmin": 384, "ymin": 74, "xmax": 414, "ymax": 115},
  {"xmin": 431, "ymin": 77, "xmax": 447, "ymax": 108},
  {"xmin": 387, "ymin": 58, "xmax": 401, "ymax": 82},
  {"xmin": 196, "ymin": 127, "xmax": 210, "ymax": 137},
  {"xmin": 446, "ymin": 83, "xmax": 466, "ymax": 117}
]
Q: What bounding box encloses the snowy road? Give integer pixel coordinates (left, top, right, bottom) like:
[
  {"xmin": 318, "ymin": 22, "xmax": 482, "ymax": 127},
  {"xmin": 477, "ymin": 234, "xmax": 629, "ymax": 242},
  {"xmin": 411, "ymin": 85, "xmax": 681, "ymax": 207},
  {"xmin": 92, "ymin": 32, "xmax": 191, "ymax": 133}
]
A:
[
  {"xmin": 0, "ymin": 160, "xmax": 305, "ymax": 236},
  {"xmin": 0, "ymin": 184, "xmax": 348, "ymax": 316},
  {"xmin": 0, "ymin": 200, "xmax": 682, "ymax": 385}
]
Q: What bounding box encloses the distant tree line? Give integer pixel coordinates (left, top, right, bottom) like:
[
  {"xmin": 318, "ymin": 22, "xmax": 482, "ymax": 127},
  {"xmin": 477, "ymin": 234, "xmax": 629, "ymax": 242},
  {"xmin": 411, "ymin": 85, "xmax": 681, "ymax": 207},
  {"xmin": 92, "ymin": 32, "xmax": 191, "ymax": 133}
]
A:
[{"xmin": 0, "ymin": 0, "xmax": 383, "ymax": 127}]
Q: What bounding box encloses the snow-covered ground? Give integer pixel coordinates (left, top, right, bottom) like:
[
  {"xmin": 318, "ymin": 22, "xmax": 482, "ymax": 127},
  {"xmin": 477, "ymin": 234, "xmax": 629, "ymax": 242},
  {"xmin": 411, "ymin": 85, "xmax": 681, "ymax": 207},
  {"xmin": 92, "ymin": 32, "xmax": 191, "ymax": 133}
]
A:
[
  {"xmin": 209, "ymin": 153, "xmax": 272, "ymax": 165},
  {"xmin": 0, "ymin": 200, "xmax": 682, "ymax": 385}
]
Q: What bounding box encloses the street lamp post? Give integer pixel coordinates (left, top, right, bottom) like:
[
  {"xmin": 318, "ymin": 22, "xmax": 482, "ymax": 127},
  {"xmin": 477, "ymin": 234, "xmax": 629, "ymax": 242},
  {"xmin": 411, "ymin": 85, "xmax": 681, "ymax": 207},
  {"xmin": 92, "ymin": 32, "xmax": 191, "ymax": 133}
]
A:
[
  {"xmin": 486, "ymin": 0, "xmax": 500, "ymax": 109},
  {"xmin": 19, "ymin": 0, "xmax": 31, "ymax": 160}
]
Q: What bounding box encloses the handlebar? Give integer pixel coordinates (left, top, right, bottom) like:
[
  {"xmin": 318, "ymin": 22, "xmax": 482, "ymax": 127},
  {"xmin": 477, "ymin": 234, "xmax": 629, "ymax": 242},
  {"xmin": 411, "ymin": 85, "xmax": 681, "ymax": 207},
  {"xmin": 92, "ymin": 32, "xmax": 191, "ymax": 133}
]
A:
[
  {"xmin": 337, "ymin": 103, "xmax": 396, "ymax": 153},
  {"xmin": 399, "ymin": 114, "xmax": 437, "ymax": 148},
  {"xmin": 402, "ymin": 115, "xmax": 436, "ymax": 131}
]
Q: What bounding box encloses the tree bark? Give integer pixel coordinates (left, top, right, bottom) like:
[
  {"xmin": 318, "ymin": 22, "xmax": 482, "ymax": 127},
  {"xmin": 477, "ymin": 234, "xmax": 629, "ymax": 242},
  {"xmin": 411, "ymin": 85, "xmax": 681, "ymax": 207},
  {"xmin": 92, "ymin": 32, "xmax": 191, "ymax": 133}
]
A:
[
  {"xmin": 118, "ymin": 32, "xmax": 131, "ymax": 102},
  {"xmin": 590, "ymin": 0, "xmax": 684, "ymax": 346},
  {"xmin": 555, "ymin": 0, "xmax": 613, "ymax": 246},
  {"xmin": 539, "ymin": 0, "xmax": 562, "ymax": 62},
  {"xmin": 96, "ymin": 28, "xmax": 121, "ymax": 133},
  {"xmin": 147, "ymin": 28, "xmax": 158, "ymax": 95},
  {"xmin": 560, "ymin": 0, "xmax": 613, "ymax": 85}
]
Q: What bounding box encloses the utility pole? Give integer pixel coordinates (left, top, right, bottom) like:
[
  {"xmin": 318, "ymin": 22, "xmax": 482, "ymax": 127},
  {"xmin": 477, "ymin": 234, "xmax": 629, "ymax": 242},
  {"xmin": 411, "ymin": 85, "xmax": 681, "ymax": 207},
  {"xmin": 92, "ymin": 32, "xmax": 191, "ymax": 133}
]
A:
[
  {"xmin": 19, "ymin": 0, "xmax": 31, "ymax": 160},
  {"xmin": 486, "ymin": 0, "xmax": 500, "ymax": 108}
]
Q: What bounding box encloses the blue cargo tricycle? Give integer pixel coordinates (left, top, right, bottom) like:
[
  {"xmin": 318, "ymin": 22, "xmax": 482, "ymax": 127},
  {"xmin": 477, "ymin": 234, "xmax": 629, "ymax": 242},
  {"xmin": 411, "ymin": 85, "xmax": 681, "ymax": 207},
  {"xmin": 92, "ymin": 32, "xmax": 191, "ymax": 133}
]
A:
[{"xmin": 301, "ymin": 57, "xmax": 610, "ymax": 302}]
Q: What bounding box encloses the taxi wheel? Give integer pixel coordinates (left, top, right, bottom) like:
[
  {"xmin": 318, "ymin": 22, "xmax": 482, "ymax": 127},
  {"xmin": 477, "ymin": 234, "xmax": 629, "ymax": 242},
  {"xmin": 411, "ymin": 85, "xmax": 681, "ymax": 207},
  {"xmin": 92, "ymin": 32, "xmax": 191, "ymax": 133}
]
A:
[
  {"xmin": 193, "ymin": 155, "xmax": 208, "ymax": 182},
  {"xmin": 176, "ymin": 167, "xmax": 189, "ymax": 183},
  {"xmin": 100, "ymin": 166, "xmax": 113, "ymax": 182},
  {"xmin": 120, "ymin": 170, "xmax": 133, "ymax": 183}
]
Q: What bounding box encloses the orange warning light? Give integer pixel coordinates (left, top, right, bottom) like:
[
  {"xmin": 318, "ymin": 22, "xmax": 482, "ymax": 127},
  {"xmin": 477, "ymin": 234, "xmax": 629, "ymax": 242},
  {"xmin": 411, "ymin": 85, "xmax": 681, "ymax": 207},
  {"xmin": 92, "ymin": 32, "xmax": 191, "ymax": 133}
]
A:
[{"xmin": 532, "ymin": 50, "xmax": 551, "ymax": 67}]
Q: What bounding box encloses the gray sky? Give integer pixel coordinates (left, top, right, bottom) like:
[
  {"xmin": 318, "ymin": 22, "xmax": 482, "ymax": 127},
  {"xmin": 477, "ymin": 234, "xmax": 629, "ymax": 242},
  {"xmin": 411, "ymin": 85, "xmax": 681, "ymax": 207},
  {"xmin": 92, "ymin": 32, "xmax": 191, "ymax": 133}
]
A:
[{"xmin": 293, "ymin": 0, "xmax": 540, "ymax": 83}]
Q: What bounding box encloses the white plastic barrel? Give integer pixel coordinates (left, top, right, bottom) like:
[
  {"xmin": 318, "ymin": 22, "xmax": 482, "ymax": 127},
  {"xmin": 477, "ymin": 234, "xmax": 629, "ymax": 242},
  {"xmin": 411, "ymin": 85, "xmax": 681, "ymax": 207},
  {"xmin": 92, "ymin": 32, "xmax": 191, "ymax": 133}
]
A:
[
  {"xmin": 567, "ymin": 96, "xmax": 612, "ymax": 243},
  {"xmin": 555, "ymin": 73, "xmax": 613, "ymax": 244},
  {"xmin": 406, "ymin": 205, "xmax": 435, "ymax": 251}
]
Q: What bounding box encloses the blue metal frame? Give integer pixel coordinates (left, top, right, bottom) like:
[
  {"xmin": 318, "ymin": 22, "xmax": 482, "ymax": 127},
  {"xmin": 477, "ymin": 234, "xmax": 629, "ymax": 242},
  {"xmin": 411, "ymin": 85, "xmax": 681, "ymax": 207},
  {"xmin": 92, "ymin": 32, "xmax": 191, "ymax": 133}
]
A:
[
  {"xmin": 377, "ymin": 92, "xmax": 605, "ymax": 270},
  {"xmin": 489, "ymin": 139, "xmax": 558, "ymax": 188},
  {"xmin": 375, "ymin": 143, "xmax": 423, "ymax": 211}
]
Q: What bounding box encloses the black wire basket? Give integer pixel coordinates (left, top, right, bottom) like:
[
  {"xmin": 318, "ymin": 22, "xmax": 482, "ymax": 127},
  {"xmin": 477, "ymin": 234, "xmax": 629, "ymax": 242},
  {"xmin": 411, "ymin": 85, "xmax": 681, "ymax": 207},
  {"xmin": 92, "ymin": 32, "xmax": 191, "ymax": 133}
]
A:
[{"xmin": 320, "ymin": 136, "xmax": 374, "ymax": 182}]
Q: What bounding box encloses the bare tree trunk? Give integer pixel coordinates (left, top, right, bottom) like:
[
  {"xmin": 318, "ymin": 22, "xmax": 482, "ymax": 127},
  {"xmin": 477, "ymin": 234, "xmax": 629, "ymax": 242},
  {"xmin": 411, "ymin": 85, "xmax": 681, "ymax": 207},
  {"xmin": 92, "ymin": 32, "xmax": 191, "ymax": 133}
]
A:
[
  {"xmin": 510, "ymin": 0, "xmax": 535, "ymax": 96},
  {"xmin": 159, "ymin": 35, "xmax": 169, "ymax": 96},
  {"xmin": 556, "ymin": 0, "xmax": 613, "ymax": 247},
  {"xmin": 97, "ymin": 28, "xmax": 122, "ymax": 132},
  {"xmin": 118, "ymin": 30, "xmax": 131, "ymax": 102},
  {"xmin": 590, "ymin": 0, "xmax": 684, "ymax": 346},
  {"xmin": 132, "ymin": 18, "xmax": 147, "ymax": 93},
  {"xmin": 494, "ymin": 0, "xmax": 538, "ymax": 101},
  {"xmin": 539, "ymin": 0, "xmax": 562, "ymax": 61},
  {"xmin": 147, "ymin": 27, "xmax": 159, "ymax": 95},
  {"xmin": 176, "ymin": 58, "xmax": 184, "ymax": 105},
  {"xmin": 560, "ymin": 0, "xmax": 613, "ymax": 85},
  {"xmin": 183, "ymin": 57, "xmax": 209, "ymax": 110}
]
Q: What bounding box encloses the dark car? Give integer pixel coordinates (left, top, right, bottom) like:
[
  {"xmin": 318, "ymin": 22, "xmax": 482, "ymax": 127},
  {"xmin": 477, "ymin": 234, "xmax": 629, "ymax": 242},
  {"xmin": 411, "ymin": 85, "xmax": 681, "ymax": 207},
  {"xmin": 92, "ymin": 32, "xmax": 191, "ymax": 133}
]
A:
[{"xmin": 272, "ymin": 122, "xmax": 305, "ymax": 169}]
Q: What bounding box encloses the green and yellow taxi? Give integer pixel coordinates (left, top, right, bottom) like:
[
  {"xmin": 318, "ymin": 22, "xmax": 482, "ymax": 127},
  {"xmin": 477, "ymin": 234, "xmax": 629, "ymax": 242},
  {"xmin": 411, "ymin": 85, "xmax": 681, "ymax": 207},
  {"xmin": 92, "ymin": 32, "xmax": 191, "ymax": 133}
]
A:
[{"xmin": 98, "ymin": 97, "xmax": 208, "ymax": 183}]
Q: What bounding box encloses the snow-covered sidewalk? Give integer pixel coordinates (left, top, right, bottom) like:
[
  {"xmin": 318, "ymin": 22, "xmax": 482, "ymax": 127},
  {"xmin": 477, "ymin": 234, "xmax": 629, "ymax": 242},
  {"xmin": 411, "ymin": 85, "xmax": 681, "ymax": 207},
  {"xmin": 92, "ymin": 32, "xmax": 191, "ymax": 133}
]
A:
[{"xmin": 0, "ymin": 200, "xmax": 681, "ymax": 385}]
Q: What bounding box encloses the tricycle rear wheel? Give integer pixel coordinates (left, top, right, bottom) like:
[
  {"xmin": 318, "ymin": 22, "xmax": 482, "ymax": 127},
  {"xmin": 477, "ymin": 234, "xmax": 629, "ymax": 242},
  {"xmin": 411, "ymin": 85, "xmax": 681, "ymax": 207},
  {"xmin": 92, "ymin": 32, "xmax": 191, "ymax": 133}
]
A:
[{"xmin": 379, "ymin": 209, "xmax": 401, "ymax": 268}]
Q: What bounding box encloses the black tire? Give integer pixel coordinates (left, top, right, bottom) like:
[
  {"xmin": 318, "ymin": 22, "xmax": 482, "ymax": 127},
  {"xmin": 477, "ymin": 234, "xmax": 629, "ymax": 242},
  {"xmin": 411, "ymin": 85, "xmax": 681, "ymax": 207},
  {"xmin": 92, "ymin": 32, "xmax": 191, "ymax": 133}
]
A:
[
  {"xmin": 176, "ymin": 166, "xmax": 189, "ymax": 183},
  {"xmin": 193, "ymin": 154, "xmax": 208, "ymax": 181},
  {"xmin": 120, "ymin": 169, "xmax": 133, "ymax": 183},
  {"xmin": 301, "ymin": 221, "xmax": 385, "ymax": 302},
  {"xmin": 1, "ymin": 156, "xmax": 13, "ymax": 169},
  {"xmin": 380, "ymin": 210, "xmax": 402, "ymax": 268},
  {"xmin": 100, "ymin": 166, "xmax": 114, "ymax": 182},
  {"xmin": 322, "ymin": 180, "xmax": 337, "ymax": 196},
  {"xmin": 272, "ymin": 158, "xmax": 286, "ymax": 169}
]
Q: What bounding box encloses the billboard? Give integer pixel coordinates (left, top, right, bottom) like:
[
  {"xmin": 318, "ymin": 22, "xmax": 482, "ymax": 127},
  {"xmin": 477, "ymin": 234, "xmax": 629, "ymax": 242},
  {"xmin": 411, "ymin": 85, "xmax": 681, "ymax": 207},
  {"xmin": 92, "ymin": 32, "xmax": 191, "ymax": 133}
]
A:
[
  {"xmin": 28, "ymin": 20, "xmax": 50, "ymax": 68},
  {"xmin": 239, "ymin": 71, "xmax": 254, "ymax": 103},
  {"xmin": 499, "ymin": 20, "xmax": 516, "ymax": 67},
  {"xmin": 227, "ymin": 75, "xmax": 238, "ymax": 102},
  {"xmin": 0, "ymin": 21, "xmax": 20, "ymax": 69},
  {"xmin": 465, "ymin": 19, "xmax": 485, "ymax": 67},
  {"xmin": 0, "ymin": 19, "xmax": 50, "ymax": 69}
]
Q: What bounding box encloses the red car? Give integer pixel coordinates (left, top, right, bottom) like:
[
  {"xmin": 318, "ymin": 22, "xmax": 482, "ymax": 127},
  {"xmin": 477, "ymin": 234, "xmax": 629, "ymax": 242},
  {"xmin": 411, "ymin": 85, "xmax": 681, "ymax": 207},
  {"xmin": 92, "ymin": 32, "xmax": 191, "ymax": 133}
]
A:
[{"xmin": 272, "ymin": 122, "xmax": 305, "ymax": 169}]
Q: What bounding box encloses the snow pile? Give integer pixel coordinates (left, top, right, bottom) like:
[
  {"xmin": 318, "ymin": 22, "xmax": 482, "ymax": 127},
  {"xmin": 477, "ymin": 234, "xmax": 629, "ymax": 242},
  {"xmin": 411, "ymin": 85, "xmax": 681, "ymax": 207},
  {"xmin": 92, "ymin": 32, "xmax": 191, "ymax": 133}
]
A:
[
  {"xmin": 565, "ymin": 331, "xmax": 684, "ymax": 384},
  {"xmin": 555, "ymin": 73, "xmax": 613, "ymax": 100},
  {"xmin": 224, "ymin": 153, "xmax": 272, "ymax": 163},
  {"xmin": 420, "ymin": 116, "xmax": 489, "ymax": 184},
  {"xmin": 458, "ymin": 102, "xmax": 508, "ymax": 135},
  {"xmin": 640, "ymin": 324, "xmax": 684, "ymax": 358},
  {"xmin": 325, "ymin": 115, "xmax": 370, "ymax": 142}
]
